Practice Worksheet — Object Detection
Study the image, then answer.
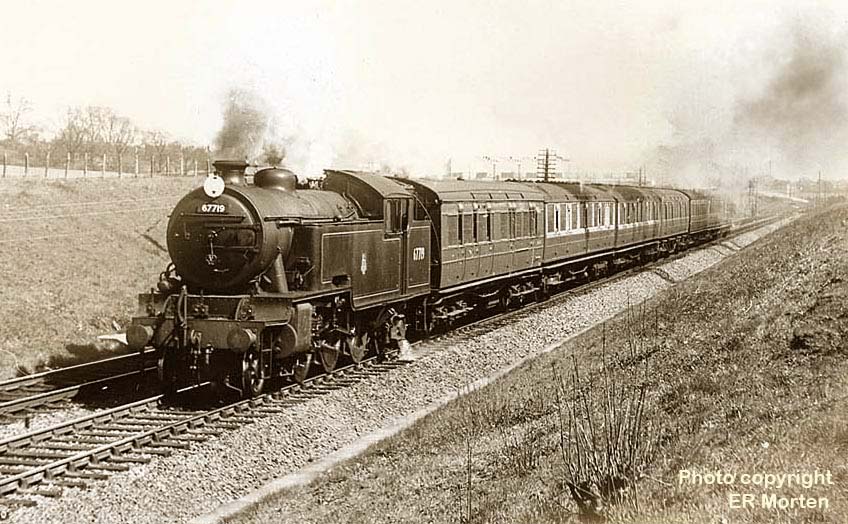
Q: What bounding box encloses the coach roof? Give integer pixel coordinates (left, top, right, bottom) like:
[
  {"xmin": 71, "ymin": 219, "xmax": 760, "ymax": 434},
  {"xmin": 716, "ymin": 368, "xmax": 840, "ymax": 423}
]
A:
[{"xmin": 399, "ymin": 178, "xmax": 546, "ymax": 203}]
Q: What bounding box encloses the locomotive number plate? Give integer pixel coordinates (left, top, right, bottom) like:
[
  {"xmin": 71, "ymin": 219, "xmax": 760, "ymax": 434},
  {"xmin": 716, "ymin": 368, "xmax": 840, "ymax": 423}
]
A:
[{"xmin": 198, "ymin": 203, "xmax": 227, "ymax": 213}]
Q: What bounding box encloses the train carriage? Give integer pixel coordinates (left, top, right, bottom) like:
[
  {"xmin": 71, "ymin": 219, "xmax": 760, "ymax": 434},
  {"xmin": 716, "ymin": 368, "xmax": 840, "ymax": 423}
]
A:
[{"xmin": 680, "ymin": 189, "xmax": 729, "ymax": 241}]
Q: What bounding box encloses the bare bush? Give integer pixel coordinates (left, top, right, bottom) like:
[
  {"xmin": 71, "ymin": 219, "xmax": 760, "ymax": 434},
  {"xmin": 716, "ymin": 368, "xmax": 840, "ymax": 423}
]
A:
[{"xmin": 553, "ymin": 347, "xmax": 657, "ymax": 520}]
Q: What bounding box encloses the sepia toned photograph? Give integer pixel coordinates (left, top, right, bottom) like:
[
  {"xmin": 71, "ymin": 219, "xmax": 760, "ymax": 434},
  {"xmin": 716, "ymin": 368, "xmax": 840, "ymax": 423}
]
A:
[{"xmin": 0, "ymin": 1, "xmax": 845, "ymax": 522}]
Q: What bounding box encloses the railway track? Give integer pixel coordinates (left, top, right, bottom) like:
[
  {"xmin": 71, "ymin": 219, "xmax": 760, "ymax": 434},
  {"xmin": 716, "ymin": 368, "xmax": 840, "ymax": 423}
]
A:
[
  {"xmin": 0, "ymin": 214, "xmax": 785, "ymax": 510},
  {"xmin": 0, "ymin": 350, "xmax": 159, "ymax": 423},
  {"xmin": 0, "ymin": 355, "xmax": 409, "ymax": 507}
]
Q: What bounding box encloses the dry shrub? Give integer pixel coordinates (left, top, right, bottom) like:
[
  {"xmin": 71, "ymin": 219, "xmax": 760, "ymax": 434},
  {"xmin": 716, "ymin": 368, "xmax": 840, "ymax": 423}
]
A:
[{"xmin": 552, "ymin": 350, "xmax": 657, "ymax": 520}]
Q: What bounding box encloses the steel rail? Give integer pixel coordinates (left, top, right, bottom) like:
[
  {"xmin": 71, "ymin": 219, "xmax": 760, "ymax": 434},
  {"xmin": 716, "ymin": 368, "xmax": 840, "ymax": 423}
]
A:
[
  {"xmin": 0, "ymin": 367, "xmax": 157, "ymax": 417},
  {"xmin": 0, "ymin": 355, "xmax": 392, "ymax": 496},
  {"xmin": 0, "ymin": 349, "xmax": 156, "ymax": 392}
]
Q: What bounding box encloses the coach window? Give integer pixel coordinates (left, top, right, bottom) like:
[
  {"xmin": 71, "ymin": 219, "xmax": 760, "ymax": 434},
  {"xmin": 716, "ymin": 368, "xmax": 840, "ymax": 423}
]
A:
[
  {"xmin": 462, "ymin": 210, "xmax": 474, "ymax": 244},
  {"xmin": 530, "ymin": 208, "xmax": 537, "ymax": 236},
  {"xmin": 553, "ymin": 205, "xmax": 561, "ymax": 232},
  {"xmin": 486, "ymin": 209, "xmax": 493, "ymax": 241},
  {"xmin": 445, "ymin": 210, "xmax": 458, "ymax": 246},
  {"xmin": 479, "ymin": 209, "xmax": 490, "ymax": 241},
  {"xmin": 499, "ymin": 210, "xmax": 510, "ymax": 240}
]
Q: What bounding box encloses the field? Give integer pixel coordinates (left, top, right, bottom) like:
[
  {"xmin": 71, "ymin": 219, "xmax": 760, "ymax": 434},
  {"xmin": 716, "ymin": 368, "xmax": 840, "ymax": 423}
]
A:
[
  {"xmin": 0, "ymin": 177, "xmax": 199, "ymax": 377},
  {"xmin": 231, "ymin": 205, "xmax": 847, "ymax": 524}
]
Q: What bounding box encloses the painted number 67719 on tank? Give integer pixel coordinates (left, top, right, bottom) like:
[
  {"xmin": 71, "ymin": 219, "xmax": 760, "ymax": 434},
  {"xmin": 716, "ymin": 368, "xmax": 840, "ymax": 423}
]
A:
[{"xmin": 198, "ymin": 203, "xmax": 227, "ymax": 213}]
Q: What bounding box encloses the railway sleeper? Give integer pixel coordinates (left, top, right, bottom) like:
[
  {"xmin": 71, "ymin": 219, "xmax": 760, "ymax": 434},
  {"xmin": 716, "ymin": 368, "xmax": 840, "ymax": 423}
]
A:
[
  {"xmin": 63, "ymin": 470, "xmax": 110, "ymax": 480},
  {"xmin": 93, "ymin": 424, "xmax": 150, "ymax": 432},
  {"xmin": 201, "ymin": 422, "xmax": 240, "ymax": 431},
  {"xmin": 0, "ymin": 466, "xmax": 30, "ymax": 475},
  {"xmin": 130, "ymin": 446, "xmax": 172, "ymax": 457},
  {"xmin": 187, "ymin": 428, "xmax": 223, "ymax": 436},
  {"xmin": 18, "ymin": 486, "xmax": 63, "ymax": 498},
  {"xmin": 215, "ymin": 417, "xmax": 258, "ymax": 425},
  {"xmin": 0, "ymin": 497, "xmax": 37, "ymax": 507},
  {"xmin": 80, "ymin": 431, "xmax": 139, "ymax": 438},
  {"xmin": 106, "ymin": 454, "xmax": 151, "ymax": 464},
  {"xmin": 123, "ymin": 416, "xmax": 187, "ymax": 426},
  {"xmin": 47, "ymin": 478, "xmax": 90, "ymax": 489},
  {"xmin": 168, "ymin": 433, "xmax": 207, "ymax": 443},
  {"xmin": 84, "ymin": 462, "xmax": 130, "ymax": 472},
  {"xmin": 144, "ymin": 440, "xmax": 190, "ymax": 450},
  {"xmin": 7, "ymin": 450, "xmax": 75, "ymax": 460},
  {"xmin": 0, "ymin": 457, "xmax": 50, "ymax": 467}
]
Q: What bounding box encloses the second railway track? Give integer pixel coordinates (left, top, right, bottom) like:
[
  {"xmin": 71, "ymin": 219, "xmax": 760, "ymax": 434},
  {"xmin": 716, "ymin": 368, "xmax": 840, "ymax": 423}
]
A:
[{"xmin": 0, "ymin": 350, "xmax": 159, "ymax": 423}]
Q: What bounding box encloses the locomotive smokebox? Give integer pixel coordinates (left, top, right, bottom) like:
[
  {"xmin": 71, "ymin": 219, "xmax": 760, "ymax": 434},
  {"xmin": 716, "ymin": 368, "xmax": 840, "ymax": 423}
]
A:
[{"xmin": 213, "ymin": 160, "xmax": 248, "ymax": 186}]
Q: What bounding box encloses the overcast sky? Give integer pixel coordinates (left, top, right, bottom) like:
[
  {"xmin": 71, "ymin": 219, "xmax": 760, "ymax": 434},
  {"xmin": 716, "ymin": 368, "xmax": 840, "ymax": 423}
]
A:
[{"xmin": 2, "ymin": 0, "xmax": 847, "ymax": 181}]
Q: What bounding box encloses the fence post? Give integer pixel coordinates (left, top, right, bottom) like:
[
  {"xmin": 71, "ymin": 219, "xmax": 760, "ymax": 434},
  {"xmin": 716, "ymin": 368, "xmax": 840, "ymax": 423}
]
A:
[
  {"xmin": 24, "ymin": 153, "xmax": 29, "ymax": 176},
  {"xmin": 166, "ymin": 156, "xmax": 171, "ymax": 176},
  {"xmin": 194, "ymin": 158, "xmax": 198, "ymax": 177},
  {"xmin": 118, "ymin": 155, "xmax": 122, "ymax": 178},
  {"xmin": 102, "ymin": 154, "xmax": 106, "ymax": 177},
  {"xmin": 180, "ymin": 153, "xmax": 185, "ymax": 176},
  {"xmin": 2, "ymin": 152, "xmax": 6, "ymax": 178},
  {"xmin": 150, "ymin": 156, "xmax": 154, "ymax": 177},
  {"xmin": 134, "ymin": 148, "xmax": 139, "ymax": 178},
  {"xmin": 45, "ymin": 151, "xmax": 50, "ymax": 178},
  {"xmin": 83, "ymin": 152, "xmax": 88, "ymax": 177},
  {"xmin": 206, "ymin": 158, "xmax": 211, "ymax": 176},
  {"xmin": 65, "ymin": 152, "xmax": 70, "ymax": 178}
]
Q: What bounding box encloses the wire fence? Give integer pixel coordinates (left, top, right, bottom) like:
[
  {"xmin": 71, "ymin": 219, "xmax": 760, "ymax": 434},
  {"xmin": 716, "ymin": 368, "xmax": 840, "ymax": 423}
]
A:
[{"xmin": 0, "ymin": 150, "xmax": 212, "ymax": 179}]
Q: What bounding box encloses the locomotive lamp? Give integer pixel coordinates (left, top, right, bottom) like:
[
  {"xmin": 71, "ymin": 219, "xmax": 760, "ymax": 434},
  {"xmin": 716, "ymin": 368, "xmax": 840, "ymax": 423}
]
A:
[{"xmin": 202, "ymin": 173, "xmax": 225, "ymax": 198}]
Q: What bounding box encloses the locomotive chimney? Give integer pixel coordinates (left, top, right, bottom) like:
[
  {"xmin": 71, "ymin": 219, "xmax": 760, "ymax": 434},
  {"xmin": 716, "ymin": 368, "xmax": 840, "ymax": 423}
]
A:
[{"xmin": 213, "ymin": 160, "xmax": 248, "ymax": 186}]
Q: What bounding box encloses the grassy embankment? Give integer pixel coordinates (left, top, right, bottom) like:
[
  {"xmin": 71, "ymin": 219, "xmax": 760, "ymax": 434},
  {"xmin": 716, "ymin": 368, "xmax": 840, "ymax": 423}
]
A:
[
  {"xmin": 0, "ymin": 177, "xmax": 199, "ymax": 377},
  {"xmin": 232, "ymin": 205, "xmax": 848, "ymax": 524}
]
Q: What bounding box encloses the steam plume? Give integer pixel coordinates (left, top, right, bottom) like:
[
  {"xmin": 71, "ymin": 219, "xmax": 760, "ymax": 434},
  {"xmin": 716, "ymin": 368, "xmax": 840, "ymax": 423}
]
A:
[{"xmin": 213, "ymin": 88, "xmax": 290, "ymax": 165}]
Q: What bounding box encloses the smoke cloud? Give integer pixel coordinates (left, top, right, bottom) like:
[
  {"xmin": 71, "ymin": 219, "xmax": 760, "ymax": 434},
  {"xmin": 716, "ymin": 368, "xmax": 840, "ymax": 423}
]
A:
[
  {"xmin": 644, "ymin": 17, "xmax": 848, "ymax": 190},
  {"xmin": 734, "ymin": 24, "xmax": 848, "ymax": 172},
  {"xmin": 213, "ymin": 88, "xmax": 292, "ymax": 166}
]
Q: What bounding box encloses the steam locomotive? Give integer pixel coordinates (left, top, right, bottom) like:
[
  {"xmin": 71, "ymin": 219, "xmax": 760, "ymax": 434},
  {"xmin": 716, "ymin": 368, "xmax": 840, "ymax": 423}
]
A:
[{"xmin": 126, "ymin": 160, "xmax": 729, "ymax": 397}]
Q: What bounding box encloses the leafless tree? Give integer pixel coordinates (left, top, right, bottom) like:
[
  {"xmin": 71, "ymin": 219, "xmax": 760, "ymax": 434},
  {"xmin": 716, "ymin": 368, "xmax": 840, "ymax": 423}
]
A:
[
  {"xmin": 80, "ymin": 106, "xmax": 109, "ymax": 155},
  {"xmin": 144, "ymin": 130, "xmax": 169, "ymax": 173},
  {"xmin": 102, "ymin": 111, "xmax": 136, "ymax": 171},
  {"xmin": 57, "ymin": 107, "xmax": 87, "ymax": 162},
  {"xmin": 1, "ymin": 94, "xmax": 36, "ymax": 144}
]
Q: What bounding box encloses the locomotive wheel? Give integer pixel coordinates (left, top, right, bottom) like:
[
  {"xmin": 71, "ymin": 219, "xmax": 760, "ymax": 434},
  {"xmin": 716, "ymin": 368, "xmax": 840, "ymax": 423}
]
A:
[
  {"xmin": 157, "ymin": 350, "xmax": 178, "ymax": 396},
  {"xmin": 348, "ymin": 332, "xmax": 369, "ymax": 364},
  {"xmin": 241, "ymin": 352, "xmax": 264, "ymax": 398},
  {"xmin": 318, "ymin": 339, "xmax": 340, "ymax": 372},
  {"xmin": 292, "ymin": 353, "xmax": 312, "ymax": 384}
]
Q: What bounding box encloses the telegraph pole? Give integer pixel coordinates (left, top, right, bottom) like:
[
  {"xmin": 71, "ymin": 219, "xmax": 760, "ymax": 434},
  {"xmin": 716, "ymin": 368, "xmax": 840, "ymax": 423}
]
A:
[{"xmin": 536, "ymin": 148, "xmax": 555, "ymax": 182}]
